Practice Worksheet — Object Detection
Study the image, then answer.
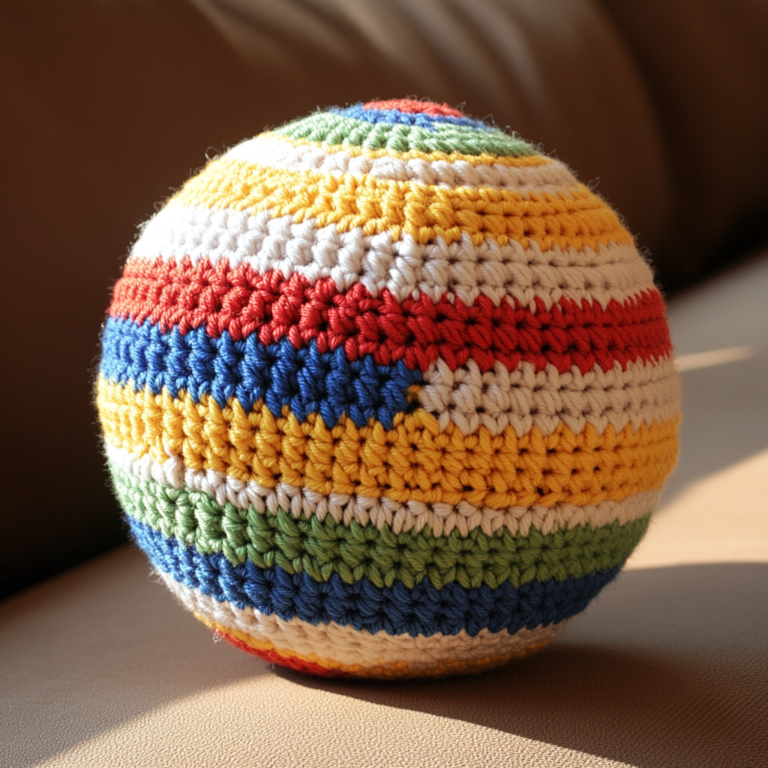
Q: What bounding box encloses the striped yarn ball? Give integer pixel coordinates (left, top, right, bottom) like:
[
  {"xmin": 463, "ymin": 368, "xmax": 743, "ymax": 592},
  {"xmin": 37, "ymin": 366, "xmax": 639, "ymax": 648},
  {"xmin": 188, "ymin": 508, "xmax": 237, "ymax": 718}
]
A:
[{"xmin": 97, "ymin": 99, "xmax": 682, "ymax": 679}]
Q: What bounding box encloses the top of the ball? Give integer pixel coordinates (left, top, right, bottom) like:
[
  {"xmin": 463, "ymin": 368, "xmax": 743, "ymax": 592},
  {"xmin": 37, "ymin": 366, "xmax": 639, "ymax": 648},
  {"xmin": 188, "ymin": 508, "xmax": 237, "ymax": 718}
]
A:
[
  {"xmin": 128, "ymin": 97, "xmax": 638, "ymax": 294},
  {"xmin": 273, "ymin": 98, "xmax": 538, "ymax": 157}
]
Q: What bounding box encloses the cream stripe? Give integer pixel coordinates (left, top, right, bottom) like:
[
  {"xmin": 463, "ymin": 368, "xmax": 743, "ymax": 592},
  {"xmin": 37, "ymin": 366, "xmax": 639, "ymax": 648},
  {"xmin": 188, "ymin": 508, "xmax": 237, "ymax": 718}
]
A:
[
  {"xmin": 162, "ymin": 574, "xmax": 566, "ymax": 668},
  {"xmin": 254, "ymin": 132, "xmax": 556, "ymax": 167},
  {"xmin": 420, "ymin": 358, "xmax": 681, "ymax": 437},
  {"xmin": 224, "ymin": 135, "xmax": 579, "ymax": 194},
  {"xmin": 197, "ymin": 616, "xmax": 547, "ymax": 678},
  {"xmin": 129, "ymin": 205, "xmax": 651, "ymax": 309},
  {"xmin": 106, "ymin": 442, "xmax": 660, "ymax": 538}
]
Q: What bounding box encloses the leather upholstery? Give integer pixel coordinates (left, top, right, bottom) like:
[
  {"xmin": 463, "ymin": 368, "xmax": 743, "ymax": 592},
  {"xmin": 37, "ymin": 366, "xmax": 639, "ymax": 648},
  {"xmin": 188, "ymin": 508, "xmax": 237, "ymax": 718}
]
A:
[{"xmin": 2, "ymin": 250, "xmax": 766, "ymax": 767}]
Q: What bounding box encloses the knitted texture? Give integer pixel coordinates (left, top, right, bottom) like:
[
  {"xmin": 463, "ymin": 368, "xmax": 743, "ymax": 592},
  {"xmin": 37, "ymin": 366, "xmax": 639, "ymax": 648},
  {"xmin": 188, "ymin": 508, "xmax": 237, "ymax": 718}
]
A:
[{"xmin": 97, "ymin": 98, "xmax": 682, "ymax": 679}]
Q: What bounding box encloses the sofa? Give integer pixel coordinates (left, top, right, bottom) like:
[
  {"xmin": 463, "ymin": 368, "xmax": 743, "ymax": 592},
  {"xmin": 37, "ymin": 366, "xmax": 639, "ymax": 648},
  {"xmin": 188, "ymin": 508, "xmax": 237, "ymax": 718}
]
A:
[{"xmin": 2, "ymin": 2, "xmax": 767, "ymax": 765}]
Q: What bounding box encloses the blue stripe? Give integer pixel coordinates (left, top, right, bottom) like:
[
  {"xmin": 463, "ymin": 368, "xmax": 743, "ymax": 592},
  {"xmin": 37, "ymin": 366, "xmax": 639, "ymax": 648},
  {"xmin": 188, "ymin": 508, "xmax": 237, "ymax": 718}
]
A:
[
  {"xmin": 100, "ymin": 317, "xmax": 422, "ymax": 429},
  {"xmin": 129, "ymin": 517, "xmax": 621, "ymax": 638},
  {"xmin": 333, "ymin": 104, "xmax": 492, "ymax": 131}
]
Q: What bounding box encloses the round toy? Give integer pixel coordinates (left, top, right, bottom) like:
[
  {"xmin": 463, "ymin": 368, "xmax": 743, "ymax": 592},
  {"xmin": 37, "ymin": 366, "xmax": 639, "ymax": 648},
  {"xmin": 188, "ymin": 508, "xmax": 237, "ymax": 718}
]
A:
[{"xmin": 97, "ymin": 98, "xmax": 681, "ymax": 678}]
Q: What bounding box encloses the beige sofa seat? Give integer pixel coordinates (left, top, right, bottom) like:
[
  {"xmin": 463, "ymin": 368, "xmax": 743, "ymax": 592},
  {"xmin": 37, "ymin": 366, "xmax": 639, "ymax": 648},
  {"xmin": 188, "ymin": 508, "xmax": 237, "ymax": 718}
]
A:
[
  {"xmin": 4, "ymin": 0, "xmax": 768, "ymax": 605},
  {"xmin": 3, "ymin": 250, "xmax": 766, "ymax": 768}
]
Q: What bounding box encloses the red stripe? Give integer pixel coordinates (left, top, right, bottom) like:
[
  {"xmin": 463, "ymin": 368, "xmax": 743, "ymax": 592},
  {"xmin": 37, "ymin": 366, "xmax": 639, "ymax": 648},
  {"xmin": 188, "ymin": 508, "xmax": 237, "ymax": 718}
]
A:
[
  {"xmin": 110, "ymin": 257, "xmax": 672, "ymax": 374},
  {"xmin": 363, "ymin": 98, "xmax": 466, "ymax": 118},
  {"xmin": 219, "ymin": 631, "xmax": 350, "ymax": 678}
]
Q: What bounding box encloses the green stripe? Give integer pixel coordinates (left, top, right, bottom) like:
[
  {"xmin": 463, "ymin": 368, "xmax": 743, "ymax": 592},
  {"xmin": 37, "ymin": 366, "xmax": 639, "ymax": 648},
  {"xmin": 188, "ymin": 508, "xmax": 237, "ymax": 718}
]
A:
[
  {"xmin": 111, "ymin": 464, "xmax": 649, "ymax": 591},
  {"xmin": 273, "ymin": 112, "xmax": 537, "ymax": 157}
]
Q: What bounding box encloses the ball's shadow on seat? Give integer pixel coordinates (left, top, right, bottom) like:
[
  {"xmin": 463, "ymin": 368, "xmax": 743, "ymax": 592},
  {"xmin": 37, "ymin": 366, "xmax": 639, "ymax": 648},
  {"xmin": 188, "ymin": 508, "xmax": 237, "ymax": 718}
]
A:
[{"xmin": 277, "ymin": 562, "xmax": 768, "ymax": 768}]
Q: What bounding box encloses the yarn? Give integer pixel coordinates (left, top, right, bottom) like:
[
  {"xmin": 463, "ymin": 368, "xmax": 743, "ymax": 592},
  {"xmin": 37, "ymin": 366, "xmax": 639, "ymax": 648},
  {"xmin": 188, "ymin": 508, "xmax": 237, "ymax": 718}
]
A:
[
  {"xmin": 169, "ymin": 161, "xmax": 630, "ymax": 249},
  {"xmin": 112, "ymin": 464, "xmax": 651, "ymax": 589},
  {"xmin": 97, "ymin": 379, "xmax": 678, "ymax": 508},
  {"xmin": 199, "ymin": 615, "xmax": 554, "ymax": 679},
  {"xmin": 97, "ymin": 98, "xmax": 681, "ymax": 678},
  {"xmin": 129, "ymin": 516, "xmax": 622, "ymax": 637}
]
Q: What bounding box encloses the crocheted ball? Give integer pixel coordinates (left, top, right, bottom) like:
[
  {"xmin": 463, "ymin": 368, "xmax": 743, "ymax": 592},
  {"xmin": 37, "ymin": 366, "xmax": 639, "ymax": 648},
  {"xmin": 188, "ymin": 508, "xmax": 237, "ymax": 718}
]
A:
[{"xmin": 98, "ymin": 99, "xmax": 681, "ymax": 679}]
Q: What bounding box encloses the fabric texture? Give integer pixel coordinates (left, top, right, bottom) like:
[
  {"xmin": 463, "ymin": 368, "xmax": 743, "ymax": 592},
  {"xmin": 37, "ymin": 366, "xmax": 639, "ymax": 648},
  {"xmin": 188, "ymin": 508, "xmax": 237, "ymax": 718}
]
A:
[{"xmin": 97, "ymin": 98, "xmax": 681, "ymax": 678}]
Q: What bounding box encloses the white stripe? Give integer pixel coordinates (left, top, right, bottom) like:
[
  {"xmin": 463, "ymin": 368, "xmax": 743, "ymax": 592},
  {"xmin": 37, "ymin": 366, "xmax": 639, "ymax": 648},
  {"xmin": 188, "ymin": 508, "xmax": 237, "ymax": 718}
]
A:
[
  {"xmin": 107, "ymin": 442, "xmax": 660, "ymax": 538},
  {"xmin": 224, "ymin": 134, "xmax": 580, "ymax": 194},
  {"xmin": 128, "ymin": 205, "xmax": 652, "ymax": 309},
  {"xmin": 162, "ymin": 575, "xmax": 566, "ymax": 669},
  {"xmin": 420, "ymin": 358, "xmax": 681, "ymax": 436}
]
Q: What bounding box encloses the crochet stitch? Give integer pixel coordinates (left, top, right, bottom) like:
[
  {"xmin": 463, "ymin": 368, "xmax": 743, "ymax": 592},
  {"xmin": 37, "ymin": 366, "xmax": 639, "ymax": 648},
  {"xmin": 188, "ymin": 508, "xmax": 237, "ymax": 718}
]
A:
[{"xmin": 97, "ymin": 98, "xmax": 682, "ymax": 678}]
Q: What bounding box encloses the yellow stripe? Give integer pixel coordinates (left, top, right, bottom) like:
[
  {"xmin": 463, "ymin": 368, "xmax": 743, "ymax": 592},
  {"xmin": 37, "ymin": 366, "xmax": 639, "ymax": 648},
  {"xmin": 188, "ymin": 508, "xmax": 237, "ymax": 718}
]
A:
[
  {"xmin": 169, "ymin": 158, "xmax": 632, "ymax": 249},
  {"xmin": 196, "ymin": 614, "xmax": 550, "ymax": 679},
  {"xmin": 97, "ymin": 379, "xmax": 679, "ymax": 510},
  {"xmin": 258, "ymin": 131, "xmax": 555, "ymax": 167}
]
